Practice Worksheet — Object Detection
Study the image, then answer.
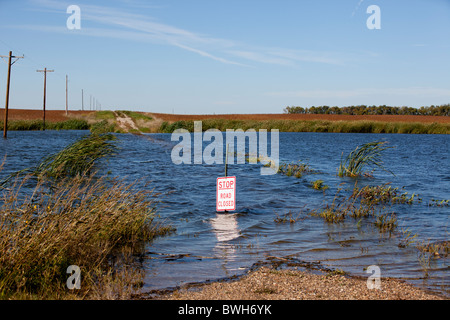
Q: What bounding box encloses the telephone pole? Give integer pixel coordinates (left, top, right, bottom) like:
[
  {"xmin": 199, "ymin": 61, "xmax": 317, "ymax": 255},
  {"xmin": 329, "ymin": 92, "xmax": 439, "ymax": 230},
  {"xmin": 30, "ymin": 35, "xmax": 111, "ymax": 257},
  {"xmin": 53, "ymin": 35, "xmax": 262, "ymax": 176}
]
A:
[
  {"xmin": 81, "ymin": 89, "xmax": 84, "ymax": 111},
  {"xmin": 1, "ymin": 51, "xmax": 24, "ymax": 139},
  {"xmin": 65, "ymin": 75, "xmax": 68, "ymax": 115},
  {"xmin": 36, "ymin": 68, "xmax": 54, "ymax": 131}
]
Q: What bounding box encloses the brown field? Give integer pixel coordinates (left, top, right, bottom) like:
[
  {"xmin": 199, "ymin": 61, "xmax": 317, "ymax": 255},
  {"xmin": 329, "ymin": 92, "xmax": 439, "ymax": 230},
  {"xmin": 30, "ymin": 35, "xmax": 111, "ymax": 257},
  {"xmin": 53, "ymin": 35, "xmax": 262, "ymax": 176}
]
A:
[
  {"xmin": 0, "ymin": 109, "xmax": 93, "ymax": 122},
  {"xmin": 146, "ymin": 112, "xmax": 450, "ymax": 123},
  {"xmin": 1, "ymin": 109, "xmax": 449, "ymax": 123}
]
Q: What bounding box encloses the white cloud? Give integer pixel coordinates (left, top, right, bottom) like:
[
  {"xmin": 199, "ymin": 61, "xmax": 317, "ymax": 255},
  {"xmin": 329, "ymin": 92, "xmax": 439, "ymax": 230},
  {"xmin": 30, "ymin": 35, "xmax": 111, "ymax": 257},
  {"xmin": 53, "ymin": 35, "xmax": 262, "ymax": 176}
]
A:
[{"xmin": 25, "ymin": 0, "xmax": 348, "ymax": 68}]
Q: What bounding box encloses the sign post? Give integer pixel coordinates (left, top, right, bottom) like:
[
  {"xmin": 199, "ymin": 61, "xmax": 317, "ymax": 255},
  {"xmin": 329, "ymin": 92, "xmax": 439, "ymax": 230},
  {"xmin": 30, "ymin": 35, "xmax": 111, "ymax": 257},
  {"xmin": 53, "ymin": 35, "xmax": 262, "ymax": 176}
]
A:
[{"xmin": 216, "ymin": 176, "xmax": 236, "ymax": 212}]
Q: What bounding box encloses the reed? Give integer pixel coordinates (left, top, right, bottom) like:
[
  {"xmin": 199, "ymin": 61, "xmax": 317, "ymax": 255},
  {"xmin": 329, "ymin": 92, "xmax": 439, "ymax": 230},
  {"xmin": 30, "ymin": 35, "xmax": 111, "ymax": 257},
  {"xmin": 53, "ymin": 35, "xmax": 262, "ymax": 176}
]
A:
[
  {"xmin": 428, "ymin": 199, "xmax": 450, "ymax": 207},
  {"xmin": 374, "ymin": 212, "xmax": 398, "ymax": 232},
  {"xmin": 338, "ymin": 141, "xmax": 394, "ymax": 177},
  {"xmin": 0, "ymin": 173, "xmax": 173, "ymax": 299},
  {"xmin": 398, "ymin": 228, "xmax": 418, "ymax": 248},
  {"xmin": 278, "ymin": 161, "xmax": 315, "ymax": 178},
  {"xmin": 158, "ymin": 119, "xmax": 450, "ymax": 134},
  {"xmin": 310, "ymin": 188, "xmax": 349, "ymax": 223},
  {"xmin": 0, "ymin": 119, "xmax": 89, "ymax": 131},
  {"xmin": 310, "ymin": 179, "xmax": 329, "ymax": 191},
  {"xmin": 1, "ymin": 133, "xmax": 116, "ymax": 186},
  {"xmin": 351, "ymin": 184, "xmax": 421, "ymax": 205},
  {"xmin": 274, "ymin": 210, "xmax": 306, "ymax": 224}
]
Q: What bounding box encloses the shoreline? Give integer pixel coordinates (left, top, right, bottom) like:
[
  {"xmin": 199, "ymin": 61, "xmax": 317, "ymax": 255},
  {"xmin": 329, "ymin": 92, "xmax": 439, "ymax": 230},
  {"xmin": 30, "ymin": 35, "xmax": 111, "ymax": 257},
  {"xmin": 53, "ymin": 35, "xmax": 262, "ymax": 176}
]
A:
[
  {"xmin": 1, "ymin": 109, "xmax": 449, "ymax": 134},
  {"xmin": 145, "ymin": 264, "xmax": 447, "ymax": 300}
]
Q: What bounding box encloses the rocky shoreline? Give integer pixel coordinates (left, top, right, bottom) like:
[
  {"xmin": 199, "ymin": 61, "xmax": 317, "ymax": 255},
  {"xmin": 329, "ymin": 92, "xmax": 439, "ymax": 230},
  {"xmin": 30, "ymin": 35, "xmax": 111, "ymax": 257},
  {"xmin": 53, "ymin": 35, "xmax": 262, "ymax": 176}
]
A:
[{"xmin": 148, "ymin": 266, "xmax": 446, "ymax": 300}]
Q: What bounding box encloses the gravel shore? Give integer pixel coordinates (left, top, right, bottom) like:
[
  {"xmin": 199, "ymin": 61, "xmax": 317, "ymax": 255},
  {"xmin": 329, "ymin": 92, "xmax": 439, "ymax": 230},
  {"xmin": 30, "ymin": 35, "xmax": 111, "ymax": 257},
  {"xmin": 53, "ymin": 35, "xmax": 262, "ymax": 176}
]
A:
[{"xmin": 153, "ymin": 267, "xmax": 446, "ymax": 300}]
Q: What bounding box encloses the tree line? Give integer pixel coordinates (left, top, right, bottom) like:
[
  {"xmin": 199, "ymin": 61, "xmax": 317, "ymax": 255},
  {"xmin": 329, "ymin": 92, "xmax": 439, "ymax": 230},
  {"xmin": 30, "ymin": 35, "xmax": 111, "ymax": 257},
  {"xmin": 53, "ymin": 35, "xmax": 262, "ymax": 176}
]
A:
[{"xmin": 283, "ymin": 104, "xmax": 450, "ymax": 116}]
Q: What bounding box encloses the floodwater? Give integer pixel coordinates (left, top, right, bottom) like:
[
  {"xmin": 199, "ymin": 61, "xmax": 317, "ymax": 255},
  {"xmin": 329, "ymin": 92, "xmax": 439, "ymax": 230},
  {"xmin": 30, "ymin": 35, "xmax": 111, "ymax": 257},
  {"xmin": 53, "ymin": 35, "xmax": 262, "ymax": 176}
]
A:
[{"xmin": 1, "ymin": 130, "xmax": 449, "ymax": 297}]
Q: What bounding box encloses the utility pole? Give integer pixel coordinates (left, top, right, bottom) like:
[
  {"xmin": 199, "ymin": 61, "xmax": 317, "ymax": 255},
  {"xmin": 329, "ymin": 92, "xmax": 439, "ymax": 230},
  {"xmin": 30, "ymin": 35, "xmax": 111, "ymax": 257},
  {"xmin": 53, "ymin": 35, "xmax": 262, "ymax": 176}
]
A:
[
  {"xmin": 81, "ymin": 89, "xmax": 84, "ymax": 111},
  {"xmin": 36, "ymin": 68, "xmax": 54, "ymax": 131},
  {"xmin": 65, "ymin": 75, "xmax": 68, "ymax": 115},
  {"xmin": 1, "ymin": 51, "xmax": 24, "ymax": 139}
]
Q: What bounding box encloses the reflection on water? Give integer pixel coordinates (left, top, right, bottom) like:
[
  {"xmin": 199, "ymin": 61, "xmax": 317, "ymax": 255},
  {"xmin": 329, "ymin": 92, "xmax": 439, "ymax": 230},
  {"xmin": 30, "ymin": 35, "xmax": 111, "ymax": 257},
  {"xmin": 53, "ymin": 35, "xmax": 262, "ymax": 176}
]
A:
[
  {"xmin": 1, "ymin": 131, "xmax": 448, "ymax": 297},
  {"xmin": 211, "ymin": 213, "xmax": 240, "ymax": 242},
  {"xmin": 211, "ymin": 213, "xmax": 240, "ymax": 272}
]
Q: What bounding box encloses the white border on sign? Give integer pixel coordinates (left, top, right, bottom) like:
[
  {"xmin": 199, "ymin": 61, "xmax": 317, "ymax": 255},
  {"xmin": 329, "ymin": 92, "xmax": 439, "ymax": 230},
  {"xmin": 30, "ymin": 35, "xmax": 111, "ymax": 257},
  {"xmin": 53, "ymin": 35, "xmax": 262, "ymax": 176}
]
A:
[{"xmin": 216, "ymin": 176, "xmax": 236, "ymax": 212}]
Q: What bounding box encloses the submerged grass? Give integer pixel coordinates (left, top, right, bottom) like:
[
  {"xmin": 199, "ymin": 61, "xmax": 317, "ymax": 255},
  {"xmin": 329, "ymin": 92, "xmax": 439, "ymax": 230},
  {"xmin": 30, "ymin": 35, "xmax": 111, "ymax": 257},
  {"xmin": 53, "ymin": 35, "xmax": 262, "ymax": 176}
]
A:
[
  {"xmin": 310, "ymin": 179, "xmax": 329, "ymax": 191},
  {"xmin": 310, "ymin": 182, "xmax": 418, "ymax": 233},
  {"xmin": 351, "ymin": 184, "xmax": 421, "ymax": 205},
  {"xmin": 1, "ymin": 133, "xmax": 116, "ymax": 186},
  {"xmin": 278, "ymin": 161, "xmax": 315, "ymax": 178},
  {"xmin": 338, "ymin": 141, "xmax": 394, "ymax": 177}
]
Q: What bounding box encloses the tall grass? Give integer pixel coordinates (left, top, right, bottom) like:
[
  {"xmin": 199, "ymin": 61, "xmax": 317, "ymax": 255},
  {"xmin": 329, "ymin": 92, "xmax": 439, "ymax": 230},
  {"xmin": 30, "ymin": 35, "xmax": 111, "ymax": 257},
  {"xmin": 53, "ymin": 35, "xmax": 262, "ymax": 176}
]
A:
[
  {"xmin": 158, "ymin": 119, "xmax": 450, "ymax": 134},
  {"xmin": 0, "ymin": 119, "xmax": 89, "ymax": 131},
  {"xmin": 0, "ymin": 173, "xmax": 172, "ymax": 299},
  {"xmin": 0, "ymin": 132, "xmax": 173, "ymax": 299},
  {"xmin": 37, "ymin": 133, "xmax": 117, "ymax": 178},
  {"xmin": 338, "ymin": 141, "xmax": 394, "ymax": 177},
  {"xmin": 1, "ymin": 133, "xmax": 116, "ymax": 187}
]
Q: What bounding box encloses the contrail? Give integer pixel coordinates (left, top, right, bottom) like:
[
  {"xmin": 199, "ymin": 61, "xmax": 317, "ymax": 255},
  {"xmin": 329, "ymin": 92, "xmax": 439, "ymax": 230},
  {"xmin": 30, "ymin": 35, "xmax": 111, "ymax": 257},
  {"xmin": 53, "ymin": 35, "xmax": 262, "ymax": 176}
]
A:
[{"xmin": 352, "ymin": 0, "xmax": 365, "ymax": 16}]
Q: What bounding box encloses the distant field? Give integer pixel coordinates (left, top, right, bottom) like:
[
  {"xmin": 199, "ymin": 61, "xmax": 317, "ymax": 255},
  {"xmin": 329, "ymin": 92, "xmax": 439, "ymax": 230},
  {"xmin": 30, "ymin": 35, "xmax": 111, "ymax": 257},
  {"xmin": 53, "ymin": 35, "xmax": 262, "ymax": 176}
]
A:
[
  {"xmin": 1, "ymin": 109, "xmax": 449, "ymax": 134},
  {"xmin": 0, "ymin": 109, "xmax": 92, "ymax": 122},
  {"xmin": 148, "ymin": 112, "xmax": 450, "ymax": 123},
  {"xmin": 1, "ymin": 109, "xmax": 449, "ymax": 123}
]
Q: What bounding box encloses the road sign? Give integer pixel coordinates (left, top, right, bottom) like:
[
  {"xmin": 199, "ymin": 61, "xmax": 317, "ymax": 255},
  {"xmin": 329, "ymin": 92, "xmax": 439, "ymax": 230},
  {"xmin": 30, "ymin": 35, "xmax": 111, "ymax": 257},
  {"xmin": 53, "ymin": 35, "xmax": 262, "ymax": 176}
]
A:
[{"xmin": 216, "ymin": 176, "xmax": 236, "ymax": 212}]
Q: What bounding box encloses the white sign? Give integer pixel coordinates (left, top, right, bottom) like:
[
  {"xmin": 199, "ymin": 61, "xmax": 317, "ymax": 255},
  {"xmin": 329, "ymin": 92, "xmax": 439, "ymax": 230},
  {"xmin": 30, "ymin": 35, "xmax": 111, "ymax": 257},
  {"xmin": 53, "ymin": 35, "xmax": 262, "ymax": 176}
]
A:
[{"xmin": 216, "ymin": 176, "xmax": 236, "ymax": 212}]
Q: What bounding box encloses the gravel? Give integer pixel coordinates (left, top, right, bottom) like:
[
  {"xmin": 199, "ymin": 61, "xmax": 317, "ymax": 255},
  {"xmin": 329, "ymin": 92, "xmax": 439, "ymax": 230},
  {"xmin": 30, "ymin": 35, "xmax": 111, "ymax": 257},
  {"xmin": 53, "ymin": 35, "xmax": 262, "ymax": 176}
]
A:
[{"xmin": 154, "ymin": 267, "xmax": 446, "ymax": 300}]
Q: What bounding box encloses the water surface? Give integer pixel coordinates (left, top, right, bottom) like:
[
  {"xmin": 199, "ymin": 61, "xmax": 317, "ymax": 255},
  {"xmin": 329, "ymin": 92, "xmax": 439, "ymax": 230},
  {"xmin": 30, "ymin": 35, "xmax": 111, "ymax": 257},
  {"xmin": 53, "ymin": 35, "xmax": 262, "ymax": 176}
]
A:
[{"xmin": 1, "ymin": 131, "xmax": 448, "ymax": 297}]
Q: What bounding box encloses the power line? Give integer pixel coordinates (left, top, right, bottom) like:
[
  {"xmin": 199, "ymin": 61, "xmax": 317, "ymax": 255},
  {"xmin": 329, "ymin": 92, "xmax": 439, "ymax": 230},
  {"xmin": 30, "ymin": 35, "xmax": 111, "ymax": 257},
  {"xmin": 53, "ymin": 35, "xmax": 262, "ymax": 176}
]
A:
[
  {"xmin": 36, "ymin": 67, "xmax": 54, "ymax": 131},
  {"xmin": 66, "ymin": 74, "xmax": 68, "ymax": 115},
  {"xmin": 1, "ymin": 51, "xmax": 24, "ymax": 138}
]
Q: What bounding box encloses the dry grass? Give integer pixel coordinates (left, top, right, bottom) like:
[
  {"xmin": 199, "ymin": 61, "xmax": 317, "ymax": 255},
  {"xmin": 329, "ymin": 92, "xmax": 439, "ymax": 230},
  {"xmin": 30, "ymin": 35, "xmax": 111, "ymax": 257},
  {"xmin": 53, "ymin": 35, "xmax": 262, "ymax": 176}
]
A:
[
  {"xmin": 0, "ymin": 173, "xmax": 173, "ymax": 299},
  {"xmin": 0, "ymin": 131, "xmax": 173, "ymax": 299}
]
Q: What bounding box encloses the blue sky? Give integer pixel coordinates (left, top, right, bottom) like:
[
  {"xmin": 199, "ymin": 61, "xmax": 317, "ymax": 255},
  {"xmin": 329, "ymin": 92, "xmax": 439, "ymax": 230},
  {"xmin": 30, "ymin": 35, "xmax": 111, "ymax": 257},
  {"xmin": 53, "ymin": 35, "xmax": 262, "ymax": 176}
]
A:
[{"xmin": 0, "ymin": 0, "xmax": 449, "ymax": 114}]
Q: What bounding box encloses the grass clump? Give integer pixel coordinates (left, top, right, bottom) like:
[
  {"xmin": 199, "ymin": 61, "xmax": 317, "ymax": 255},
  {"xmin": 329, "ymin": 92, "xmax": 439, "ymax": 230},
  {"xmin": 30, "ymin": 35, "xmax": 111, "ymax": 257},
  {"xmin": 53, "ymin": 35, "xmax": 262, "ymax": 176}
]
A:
[
  {"xmin": 278, "ymin": 161, "xmax": 315, "ymax": 178},
  {"xmin": 374, "ymin": 212, "xmax": 398, "ymax": 232},
  {"xmin": 0, "ymin": 119, "xmax": 89, "ymax": 131},
  {"xmin": 310, "ymin": 179, "xmax": 329, "ymax": 191},
  {"xmin": 398, "ymin": 228, "xmax": 418, "ymax": 248},
  {"xmin": 338, "ymin": 141, "xmax": 394, "ymax": 177},
  {"xmin": 351, "ymin": 184, "xmax": 421, "ymax": 205},
  {"xmin": 0, "ymin": 132, "xmax": 173, "ymax": 299},
  {"xmin": 1, "ymin": 133, "xmax": 116, "ymax": 185},
  {"xmin": 428, "ymin": 199, "xmax": 450, "ymax": 207},
  {"xmin": 37, "ymin": 133, "xmax": 116, "ymax": 178},
  {"xmin": 0, "ymin": 173, "xmax": 173, "ymax": 299},
  {"xmin": 274, "ymin": 210, "xmax": 306, "ymax": 224}
]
